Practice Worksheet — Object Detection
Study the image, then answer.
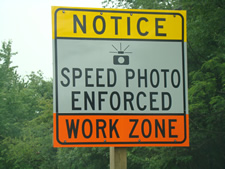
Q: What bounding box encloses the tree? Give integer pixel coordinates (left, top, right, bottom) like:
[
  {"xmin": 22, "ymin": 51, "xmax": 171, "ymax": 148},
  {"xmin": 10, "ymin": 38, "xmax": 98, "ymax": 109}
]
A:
[
  {"xmin": 0, "ymin": 41, "xmax": 56, "ymax": 169},
  {"xmin": 56, "ymin": 147, "xmax": 109, "ymax": 169},
  {"xmin": 0, "ymin": 41, "xmax": 20, "ymax": 138},
  {"xmin": 103, "ymin": 0, "xmax": 225, "ymax": 168},
  {"xmin": 1, "ymin": 0, "xmax": 225, "ymax": 167},
  {"xmin": 2, "ymin": 95, "xmax": 56, "ymax": 169},
  {"xmin": 0, "ymin": 41, "xmax": 109, "ymax": 169}
]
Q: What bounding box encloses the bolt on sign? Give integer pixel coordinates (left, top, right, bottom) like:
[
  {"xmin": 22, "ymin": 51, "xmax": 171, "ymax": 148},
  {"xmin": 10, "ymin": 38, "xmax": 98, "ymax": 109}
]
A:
[{"xmin": 52, "ymin": 6, "xmax": 189, "ymax": 147}]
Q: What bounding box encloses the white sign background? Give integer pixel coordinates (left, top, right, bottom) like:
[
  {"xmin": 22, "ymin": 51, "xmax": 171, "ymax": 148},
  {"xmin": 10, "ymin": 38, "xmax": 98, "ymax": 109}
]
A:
[{"xmin": 55, "ymin": 39, "xmax": 185, "ymax": 114}]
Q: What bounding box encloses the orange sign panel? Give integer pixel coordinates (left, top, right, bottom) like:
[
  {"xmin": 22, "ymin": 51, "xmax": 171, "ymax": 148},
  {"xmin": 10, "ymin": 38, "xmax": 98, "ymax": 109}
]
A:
[{"xmin": 54, "ymin": 114, "xmax": 189, "ymax": 147}]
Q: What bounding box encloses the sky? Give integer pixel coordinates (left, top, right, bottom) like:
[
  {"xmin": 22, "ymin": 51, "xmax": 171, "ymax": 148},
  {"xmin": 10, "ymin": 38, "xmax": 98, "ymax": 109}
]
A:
[{"xmin": 0, "ymin": 0, "xmax": 104, "ymax": 79}]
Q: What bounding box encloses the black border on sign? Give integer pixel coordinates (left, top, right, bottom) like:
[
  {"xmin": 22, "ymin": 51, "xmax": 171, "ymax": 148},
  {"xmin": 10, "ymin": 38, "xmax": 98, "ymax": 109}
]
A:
[{"xmin": 53, "ymin": 8, "xmax": 187, "ymax": 146}]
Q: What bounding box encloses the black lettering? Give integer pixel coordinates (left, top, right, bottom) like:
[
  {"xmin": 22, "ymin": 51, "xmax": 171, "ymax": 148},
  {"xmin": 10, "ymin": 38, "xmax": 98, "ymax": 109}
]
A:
[
  {"xmin": 98, "ymin": 92, "xmax": 107, "ymax": 110},
  {"xmin": 93, "ymin": 16, "xmax": 106, "ymax": 34},
  {"xmin": 96, "ymin": 119, "xmax": 106, "ymax": 138},
  {"xmin": 124, "ymin": 92, "xmax": 134, "ymax": 110},
  {"xmin": 141, "ymin": 119, "xmax": 152, "ymax": 138},
  {"xmin": 155, "ymin": 18, "xmax": 166, "ymax": 36},
  {"xmin": 162, "ymin": 92, "xmax": 172, "ymax": 110},
  {"xmin": 96, "ymin": 68, "xmax": 105, "ymax": 87},
  {"xmin": 138, "ymin": 69, "xmax": 147, "ymax": 87},
  {"xmin": 169, "ymin": 119, "xmax": 178, "ymax": 138},
  {"xmin": 110, "ymin": 119, "xmax": 120, "ymax": 138},
  {"xmin": 84, "ymin": 91, "xmax": 95, "ymax": 110},
  {"xmin": 129, "ymin": 119, "xmax": 139, "ymax": 138},
  {"xmin": 111, "ymin": 16, "xmax": 122, "ymax": 35},
  {"xmin": 150, "ymin": 92, "xmax": 159, "ymax": 111},
  {"xmin": 72, "ymin": 68, "xmax": 82, "ymax": 87},
  {"xmin": 82, "ymin": 119, "xmax": 92, "ymax": 138},
  {"xmin": 137, "ymin": 17, "xmax": 149, "ymax": 36},
  {"xmin": 85, "ymin": 68, "xmax": 94, "ymax": 87},
  {"xmin": 107, "ymin": 69, "xmax": 117, "ymax": 87},
  {"xmin": 74, "ymin": 15, "xmax": 86, "ymax": 33},
  {"xmin": 136, "ymin": 92, "xmax": 147, "ymax": 111},
  {"xmin": 127, "ymin": 17, "xmax": 131, "ymax": 35},
  {"xmin": 126, "ymin": 69, "xmax": 135, "ymax": 87},
  {"xmin": 150, "ymin": 69, "xmax": 160, "ymax": 88},
  {"xmin": 161, "ymin": 69, "xmax": 169, "ymax": 88},
  {"xmin": 72, "ymin": 91, "xmax": 81, "ymax": 110},
  {"xmin": 171, "ymin": 69, "xmax": 180, "ymax": 88},
  {"xmin": 155, "ymin": 119, "xmax": 165, "ymax": 138},
  {"xmin": 66, "ymin": 119, "xmax": 79, "ymax": 138},
  {"xmin": 61, "ymin": 67, "xmax": 70, "ymax": 87},
  {"xmin": 110, "ymin": 92, "xmax": 120, "ymax": 110}
]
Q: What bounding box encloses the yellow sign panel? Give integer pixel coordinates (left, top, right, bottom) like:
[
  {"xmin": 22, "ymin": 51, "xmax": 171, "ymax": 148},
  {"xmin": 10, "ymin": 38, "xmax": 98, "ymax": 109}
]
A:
[{"xmin": 52, "ymin": 7, "xmax": 186, "ymax": 41}]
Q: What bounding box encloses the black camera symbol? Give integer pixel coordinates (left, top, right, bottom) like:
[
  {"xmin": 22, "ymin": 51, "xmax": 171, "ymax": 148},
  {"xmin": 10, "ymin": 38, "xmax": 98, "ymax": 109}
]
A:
[{"xmin": 113, "ymin": 55, "xmax": 129, "ymax": 65}]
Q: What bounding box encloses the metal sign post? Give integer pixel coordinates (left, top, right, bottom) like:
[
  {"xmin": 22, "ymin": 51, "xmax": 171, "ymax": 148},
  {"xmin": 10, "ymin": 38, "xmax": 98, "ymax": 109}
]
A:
[{"xmin": 110, "ymin": 147, "xmax": 127, "ymax": 169}]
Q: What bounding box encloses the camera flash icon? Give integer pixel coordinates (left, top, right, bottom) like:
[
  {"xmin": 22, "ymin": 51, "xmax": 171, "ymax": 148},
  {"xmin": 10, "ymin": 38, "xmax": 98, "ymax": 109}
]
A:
[{"xmin": 110, "ymin": 43, "xmax": 132, "ymax": 65}]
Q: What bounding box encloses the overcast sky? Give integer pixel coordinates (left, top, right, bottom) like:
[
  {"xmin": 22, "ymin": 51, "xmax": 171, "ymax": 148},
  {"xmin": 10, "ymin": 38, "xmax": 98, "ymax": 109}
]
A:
[{"xmin": 0, "ymin": 0, "xmax": 103, "ymax": 79}]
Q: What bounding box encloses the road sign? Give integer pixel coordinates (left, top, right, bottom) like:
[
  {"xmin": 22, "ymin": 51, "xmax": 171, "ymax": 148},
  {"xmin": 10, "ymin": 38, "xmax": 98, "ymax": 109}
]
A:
[{"xmin": 52, "ymin": 7, "xmax": 189, "ymax": 147}]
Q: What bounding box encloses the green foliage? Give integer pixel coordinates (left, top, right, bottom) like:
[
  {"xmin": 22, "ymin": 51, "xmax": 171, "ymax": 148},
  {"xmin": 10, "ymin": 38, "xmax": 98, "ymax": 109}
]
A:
[
  {"xmin": 186, "ymin": 1, "xmax": 225, "ymax": 168},
  {"xmin": 103, "ymin": 0, "xmax": 225, "ymax": 168},
  {"xmin": 3, "ymin": 100, "xmax": 56, "ymax": 169},
  {"xmin": 0, "ymin": 41, "xmax": 56, "ymax": 169},
  {"xmin": 127, "ymin": 147, "xmax": 151, "ymax": 169},
  {"xmin": 1, "ymin": 0, "xmax": 225, "ymax": 168},
  {"xmin": 102, "ymin": 0, "xmax": 180, "ymax": 9},
  {"xmin": 57, "ymin": 147, "xmax": 109, "ymax": 169},
  {"xmin": 0, "ymin": 41, "xmax": 109, "ymax": 169}
]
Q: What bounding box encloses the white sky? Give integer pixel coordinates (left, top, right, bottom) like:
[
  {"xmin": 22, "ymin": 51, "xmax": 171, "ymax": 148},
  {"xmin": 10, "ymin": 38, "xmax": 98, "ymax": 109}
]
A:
[{"xmin": 0, "ymin": 0, "xmax": 104, "ymax": 79}]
